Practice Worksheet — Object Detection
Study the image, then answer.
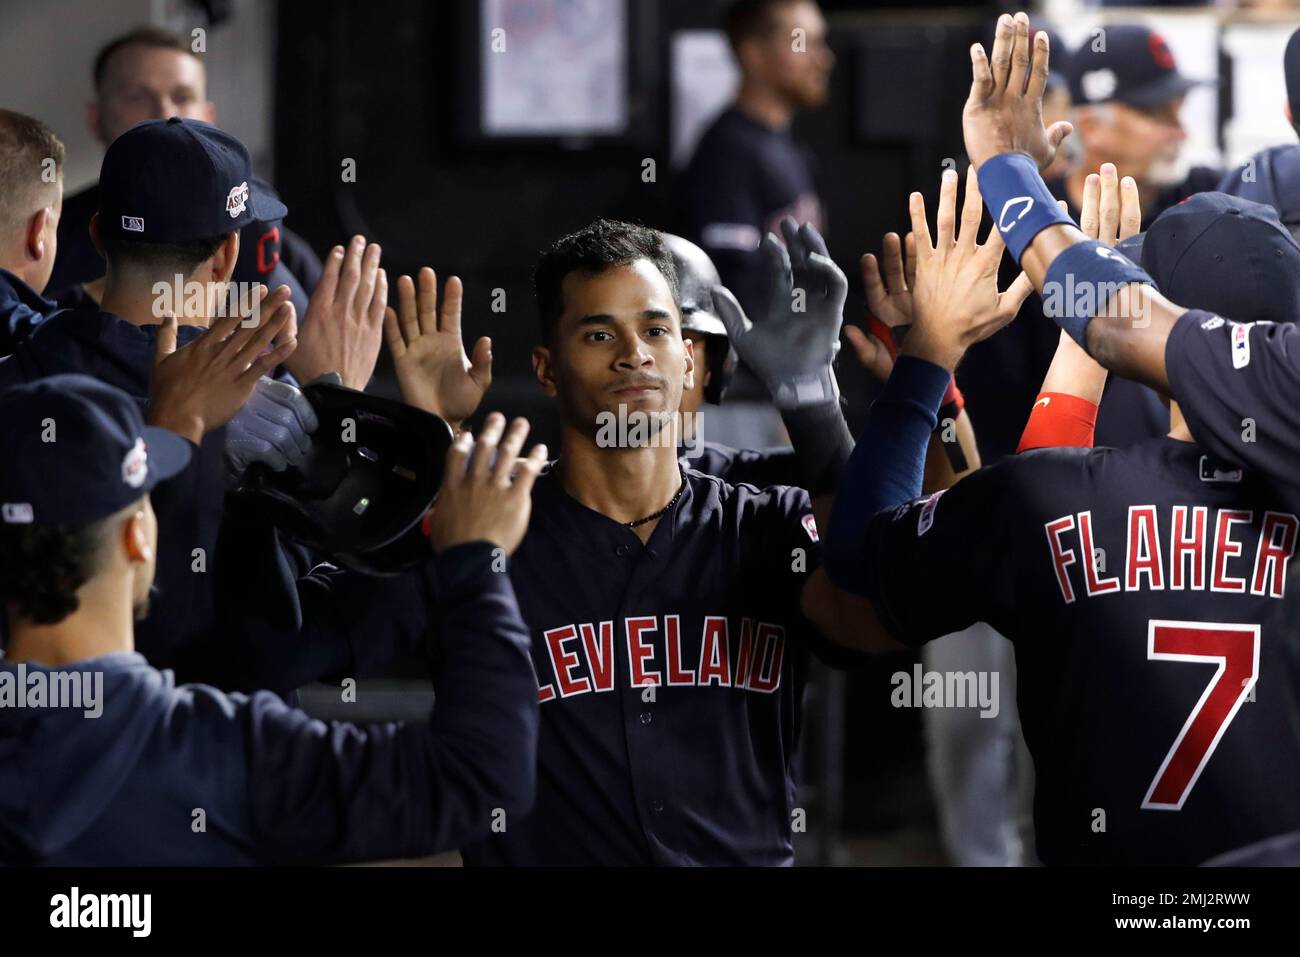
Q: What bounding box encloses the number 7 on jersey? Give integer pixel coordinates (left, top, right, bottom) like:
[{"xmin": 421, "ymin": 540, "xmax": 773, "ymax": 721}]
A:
[{"xmin": 1142, "ymin": 620, "xmax": 1260, "ymax": 811}]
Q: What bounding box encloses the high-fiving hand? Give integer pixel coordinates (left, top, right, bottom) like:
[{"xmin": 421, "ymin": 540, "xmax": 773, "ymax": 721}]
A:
[
  {"xmin": 148, "ymin": 284, "xmax": 298, "ymax": 445},
  {"xmin": 844, "ymin": 231, "xmax": 916, "ymax": 383},
  {"xmin": 425, "ymin": 412, "xmax": 546, "ymax": 556},
  {"xmin": 904, "ymin": 166, "xmax": 1034, "ymax": 371},
  {"xmin": 384, "ymin": 268, "xmax": 492, "ymax": 431},
  {"xmin": 711, "ymin": 217, "xmax": 847, "ymax": 409},
  {"xmin": 286, "ymin": 235, "xmax": 388, "ymax": 391},
  {"xmin": 962, "ymin": 12, "xmax": 1073, "ymax": 172}
]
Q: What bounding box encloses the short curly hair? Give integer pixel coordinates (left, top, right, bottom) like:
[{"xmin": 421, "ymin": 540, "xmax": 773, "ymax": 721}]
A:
[
  {"xmin": 533, "ymin": 219, "xmax": 679, "ymax": 344},
  {"xmin": 0, "ymin": 512, "xmax": 117, "ymax": 626}
]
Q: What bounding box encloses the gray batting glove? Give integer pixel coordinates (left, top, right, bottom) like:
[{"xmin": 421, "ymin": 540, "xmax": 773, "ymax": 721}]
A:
[
  {"xmin": 225, "ymin": 376, "xmax": 320, "ymax": 480},
  {"xmin": 711, "ymin": 218, "xmax": 847, "ymax": 409}
]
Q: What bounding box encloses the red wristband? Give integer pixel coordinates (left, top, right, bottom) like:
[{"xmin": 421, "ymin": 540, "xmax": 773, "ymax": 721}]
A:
[{"xmin": 1017, "ymin": 392, "xmax": 1099, "ymax": 452}]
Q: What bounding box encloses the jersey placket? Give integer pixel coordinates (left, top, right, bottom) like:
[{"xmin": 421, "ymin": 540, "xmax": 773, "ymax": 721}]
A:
[{"xmin": 611, "ymin": 486, "xmax": 688, "ymax": 864}]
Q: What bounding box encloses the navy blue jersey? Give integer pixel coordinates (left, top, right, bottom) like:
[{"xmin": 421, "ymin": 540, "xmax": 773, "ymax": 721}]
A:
[
  {"xmin": 1166, "ymin": 310, "xmax": 1300, "ymax": 507},
  {"xmin": 684, "ymin": 440, "xmax": 799, "ymax": 489},
  {"xmin": 865, "ymin": 437, "xmax": 1300, "ymax": 865},
  {"xmin": 0, "ymin": 268, "xmax": 58, "ymax": 356},
  {"xmin": 680, "ymin": 108, "xmax": 824, "ymax": 320},
  {"xmin": 0, "ymin": 544, "xmax": 537, "ymax": 865},
  {"xmin": 461, "ymin": 466, "xmax": 838, "ymax": 866}
]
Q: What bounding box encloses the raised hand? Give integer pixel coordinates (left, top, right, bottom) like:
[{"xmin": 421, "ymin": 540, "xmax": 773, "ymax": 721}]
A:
[
  {"xmin": 148, "ymin": 285, "xmax": 298, "ymax": 444},
  {"xmin": 286, "ymin": 235, "xmax": 388, "ymax": 390},
  {"xmin": 904, "ymin": 165, "xmax": 1034, "ymax": 371},
  {"xmin": 384, "ymin": 268, "xmax": 491, "ymax": 430},
  {"xmin": 425, "ymin": 412, "xmax": 547, "ymax": 556},
  {"xmin": 844, "ymin": 231, "xmax": 917, "ymax": 383},
  {"xmin": 711, "ymin": 217, "xmax": 847, "ymax": 409},
  {"xmin": 1078, "ymin": 162, "xmax": 1142, "ymax": 246},
  {"xmin": 963, "ymin": 12, "xmax": 1073, "ymax": 172}
]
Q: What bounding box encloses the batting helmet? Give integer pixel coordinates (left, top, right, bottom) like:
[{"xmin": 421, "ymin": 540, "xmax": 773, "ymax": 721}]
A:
[
  {"xmin": 231, "ymin": 381, "xmax": 454, "ymax": 576},
  {"xmin": 663, "ymin": 232, "xmax": 737, "ymax": 405}
]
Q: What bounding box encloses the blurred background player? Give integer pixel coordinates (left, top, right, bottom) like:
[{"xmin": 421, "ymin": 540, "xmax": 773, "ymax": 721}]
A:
[
  {"xmin": 47, "ymin": 26, "xmax": 322, "ymax": 316},
  {"xmin": 680, "ymin": 0, "xmax": 833, "ymax": 319},
  {"xmin": 1057, "ymin": 24, "xmax": 1219, "ymax": 223},
  {"xmin": 0, "ymin": 110, "xmax": 63, "ymax": 355}
]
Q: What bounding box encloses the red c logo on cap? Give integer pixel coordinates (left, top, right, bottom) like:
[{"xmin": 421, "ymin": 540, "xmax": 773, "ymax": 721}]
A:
[
  {"xmin": 1149, "ymin": 33, "xmax": 1175, "ymax": 71},
  {"xmin": 256, "ymin": 226, "xmax": 281, "ymax": 275}
]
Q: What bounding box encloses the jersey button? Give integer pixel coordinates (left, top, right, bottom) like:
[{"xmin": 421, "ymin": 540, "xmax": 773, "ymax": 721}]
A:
[
  {"xmin": 652, "ymin": 799, "xmax": 665, "ymax": 813},
  {"xmin": 639, "ymin": 711, "xmax": 653, "ymax": 725},
  {"xmin": 616, "ymin": 544, "xmax": 630, "ymax": 557}
]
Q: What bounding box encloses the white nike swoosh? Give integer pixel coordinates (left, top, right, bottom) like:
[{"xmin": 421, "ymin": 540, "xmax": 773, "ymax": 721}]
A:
[{"xmin": 1034, "ymin": 396, "xmax": 1051, "ymax": 409}]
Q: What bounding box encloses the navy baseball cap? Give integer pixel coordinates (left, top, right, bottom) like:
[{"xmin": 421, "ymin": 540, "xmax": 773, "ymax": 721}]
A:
[
  {"xmin": 1136, "ymin": 192, "xmax": 1300, "ymax": 326},
  {"xmin": 1067, "ymin": 24, "xmax": 1202, "ymax": 107},
  {"xmin": 0, "ymin": 375, "xmax": 191, "ymax": 528},
  {"xmin": 232, "ymin": 177, "xmax": 309, "ymax": 316},
  {"xmin": 98, "ymin": 117, "xmax": 287, "ymax": 243},
  {"xmin": 1217, "ymin": 144, "xmax": 1300, "ymax": 239}
]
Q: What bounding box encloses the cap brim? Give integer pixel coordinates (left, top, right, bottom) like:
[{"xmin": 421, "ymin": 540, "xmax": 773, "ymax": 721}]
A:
[
  {"xmin": 141, "ymin": 426, "xmax": 193, "ymax": 486},
  {"xmin": 250, "ymin": 190, "xmax": 288, "ymax": 223},
  {"xmin": 1115, "ymin": 232, "xmax": 1146, "ymax": 269},
  {"xmin": 1119, "ymin": 73, "xmax": 1207, "ymax": 108}
]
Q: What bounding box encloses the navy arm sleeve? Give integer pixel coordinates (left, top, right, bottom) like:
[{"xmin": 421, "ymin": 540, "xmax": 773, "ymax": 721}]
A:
[
  {"xmin": 1166, "ymin": 311, "xmax": 1300, "ymax": 492},
  {"xmin": 861, "ymin": 460, "xmax": 1020, "ymax": 647},
  {"xmin": 823, "ymin": 356, "xmax": 952, "ymax": 596},
  {"xmin": 233, "ymin": 541, "xmax": 538, "ymax": 864}
]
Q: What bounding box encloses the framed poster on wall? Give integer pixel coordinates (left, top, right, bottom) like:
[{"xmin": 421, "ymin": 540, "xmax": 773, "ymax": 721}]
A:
[{"xmin": 460, "ymin": 0, "xmax": 661, "ymax": 149}]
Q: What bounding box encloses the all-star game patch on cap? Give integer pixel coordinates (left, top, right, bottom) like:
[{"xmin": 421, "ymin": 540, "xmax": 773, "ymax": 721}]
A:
[
  {"xmin": 0, "ymin": 374, "xmax": 191, "ymax": 528},
  {"xmin": 97, "ymin": 117, "xmax": 287, "ymax": 243}
]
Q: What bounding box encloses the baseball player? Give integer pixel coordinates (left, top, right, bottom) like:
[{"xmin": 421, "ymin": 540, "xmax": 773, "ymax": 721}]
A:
[
  {"xmin": 0, "ymin": 118, "xmax": 388, "ymax": 691},
  {"xmin": 47, "ymin": 26, "xmax": 322, "ymax": 316},
  {"xmin": 0, "ymin": 110, "xmax": 65, "ymax": 354},
  {"xmin": 968, "ymin": 16, "xmax": 1300, "ymax": 507},
  {"xmin": 0, "ymin": 374, "xmax": 543, "ymax": 864},
  {"xmin": 381, "ymin": 217, "xmax": 948, "ymax": 865},
  {"xmin": 825, "ymin": 13, "xmax": 1300, "ymax": 864}
]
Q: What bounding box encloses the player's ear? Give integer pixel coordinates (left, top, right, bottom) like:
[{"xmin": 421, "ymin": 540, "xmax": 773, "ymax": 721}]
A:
[
  {"xmin": 25, "ymin": 207, "xmax": 51, "ymax": 262},
  {"xmin": 88, "ymin": 213, "xmax": 104, "ymax": 257},
  {"xmin": 682, "ymin": 336, "xmax": 696, "ymax": 392},
  {"xmin": 211, "ymin": 230, "xmax": 240, "ymax": 282},
  {"xmin": 122, "ymin": 505, "xmax": 152, "ymax": 565},
  {"xmin": 532, "ymin": 345, "xmax": 557, "ymax": 397}
]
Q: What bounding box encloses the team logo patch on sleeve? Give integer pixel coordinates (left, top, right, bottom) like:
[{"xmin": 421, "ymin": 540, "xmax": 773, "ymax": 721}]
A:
[
  {"xmin": 1231, "ymin": 322, "xmax": 1252, "ymax": 369},
  {"xmin": 801, "ymin": 513, "xmax": 819, "ymax": 542},
  {"xmin": 917, "ymin": 490, "xmax": 945, "ymax": 536},
  {"xmin": 1200, "ymin": 315, "xmax": 1224, "ymax": 331}
]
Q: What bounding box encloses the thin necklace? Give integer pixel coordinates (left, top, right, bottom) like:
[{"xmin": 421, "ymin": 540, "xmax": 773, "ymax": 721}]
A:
[{"xmin": 626, "ymin": 479, "xmax": 686, "ymax": 528}]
